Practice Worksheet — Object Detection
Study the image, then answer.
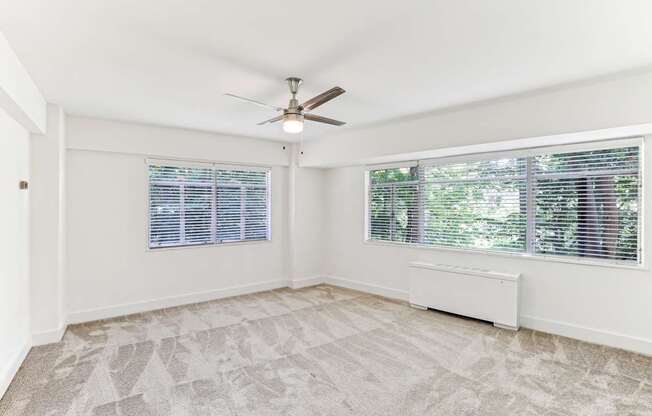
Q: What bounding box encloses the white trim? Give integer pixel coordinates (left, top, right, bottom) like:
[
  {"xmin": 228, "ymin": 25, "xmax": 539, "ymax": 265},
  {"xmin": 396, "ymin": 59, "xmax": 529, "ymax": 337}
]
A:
[
  {"xmin": 417, "ymin": 136, "xmax": 643, "ymax": 167},
  {"xmin": 0, "ymin": 342, "xmax": 30, "ymax": 400},
  {"xmin": 366, "ymin": 160, "xmax": 418, "ymax": 170},
  {"xmin": 494, "ymin": 323, "xmax": 519, "ymax": 331},
  {"xmin": 324, "ymin": 276, "xmax": 652, "ymax": 356},
  {"xmin": 31, "ymin": 324, "xmax": 67, "ymax": 346},
  {"xmin": 214, "ymin": 163, "xmax": 270, "ymax": 173},
  {"xmin": 146, "ymin": 238, "xmax": 273, "ymax": 252},
  {"xmin": 520, "ymin": 315, "xmax": 652, "ymax": 357},
  {"xmin": 0, "ymin": 33, "xmax": 47, "ymax": 134},
  {"xmin": 67, "ymin": 279, "xmax": 289, "ymax": 324},
  {"xmin": 639, "ymin": 137, "xmax": 646, "ymax": 265},
  {"xmin": 525, "ymin": 157, "xmax": 535, "ymax": 252},
  {"xmin": 350, "ymin": 124, "xmax": 652, "ymax": 168},
  {"xmin": 289, "ymin": 276, "xmax": 324, "ymax": 289},
  {"xmin": 364, "ymin": 240, "xmax": 648, "ymax": 271},
  {"xmin": 365, "ymin": 139, "xmax": 644, "ymax": 268},
  {"xmin": 517, "ymin": 136, "xmax": 642, "ymax": 158},
  {"xmin": 146, "ymin": 161, "xmax": 272, "ymax": 251},
  {"xmin": 323, "ymin": 275, "xmax": 409, "ymax": 301},
  {"xmin": 408, "ymin": 261, "xmax": 520, "ymax": 282},
  {"xmin": 363, "ymin": 171, "xmax": 371, "ymax": 241},
  {"xmin": 146, "ymin": 158, "xmax": 213, "ymax": 169},
  {"xmin": 145, "ymin": 157, "xmax": 273, "ymax": 170},
  {"xmin": 266, "ymin": 168, "xmax": 273, "ymax": 241}
]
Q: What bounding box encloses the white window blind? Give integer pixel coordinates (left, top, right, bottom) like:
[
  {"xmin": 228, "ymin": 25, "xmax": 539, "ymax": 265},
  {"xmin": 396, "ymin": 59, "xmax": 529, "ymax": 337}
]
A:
[
  {"xmin": 215, "ymin": 168, "xmax": 270, "ymax": 243},
  {"xmin": 366, "ymin": 140, "xmax": 642, "ymax": 265},
  {"xmin": 421, "ymin": 158, "xmax": 527, "ymax": 252},
  {"xmin": 533, "ymin": 146, "xmax": 640, "ymax": 262},
  {"xmin": 148, "ymin": 161, "xmax": 270, "ymax": 248},
  {"xmin": 368, "ymin": 166, "xmax": 419, "ymax": 243}
]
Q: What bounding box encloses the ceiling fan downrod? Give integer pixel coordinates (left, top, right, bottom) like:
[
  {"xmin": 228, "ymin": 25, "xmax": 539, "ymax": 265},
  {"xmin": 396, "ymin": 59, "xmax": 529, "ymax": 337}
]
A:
[{"xmin": 286, "ymin": 77, "xmax": 302, "ymax": 112}]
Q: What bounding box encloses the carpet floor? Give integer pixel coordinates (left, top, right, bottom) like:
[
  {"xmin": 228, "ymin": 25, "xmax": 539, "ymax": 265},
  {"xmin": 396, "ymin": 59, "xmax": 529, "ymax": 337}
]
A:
[{"xmin": 1, "ymin": 284, "xmax": 651, "ymax": 415}]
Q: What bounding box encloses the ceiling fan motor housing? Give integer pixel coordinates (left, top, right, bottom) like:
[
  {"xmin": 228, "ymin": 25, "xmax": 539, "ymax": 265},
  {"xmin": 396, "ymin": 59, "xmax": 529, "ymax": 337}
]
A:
[{"xmin": 284, "ymin": 112, "xmax": 304, "ymax": 122}]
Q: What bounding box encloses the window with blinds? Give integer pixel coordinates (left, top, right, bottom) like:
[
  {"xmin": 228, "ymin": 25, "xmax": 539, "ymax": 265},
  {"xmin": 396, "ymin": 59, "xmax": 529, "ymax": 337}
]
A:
[
  {"xmin": 215, "ymin": 168, "xmax": 270, "ymax": 243},
  {"xmin": 533, "ymin": 146, "xmax": 639, "ymax": 262},
  {"xmin": 366, "ymin": 139, "xmax": 642, "ymax": 265},
  {"xmin": 148, "ymin": 161, "xmax": 270, "ymax": 248},
  {"xmin": 368, "ymin": 166, "xmax": 419, "ymax": 243},
  {"xmin": 422, "ymin": 158, "xmax": 527, "ymax": 252}
]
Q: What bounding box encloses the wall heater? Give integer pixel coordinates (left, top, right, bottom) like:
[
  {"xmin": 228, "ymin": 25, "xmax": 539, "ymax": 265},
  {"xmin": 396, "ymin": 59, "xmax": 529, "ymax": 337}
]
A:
[{"xmin": 408, "ymin": 262, "xmax": 520, "ymax": 330}]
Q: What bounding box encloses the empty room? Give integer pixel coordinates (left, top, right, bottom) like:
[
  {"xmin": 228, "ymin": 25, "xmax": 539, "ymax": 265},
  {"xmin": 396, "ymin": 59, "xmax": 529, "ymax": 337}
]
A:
[{"xmin": 2, "ymin": 1, "xmax": 652, "ymax": 415}]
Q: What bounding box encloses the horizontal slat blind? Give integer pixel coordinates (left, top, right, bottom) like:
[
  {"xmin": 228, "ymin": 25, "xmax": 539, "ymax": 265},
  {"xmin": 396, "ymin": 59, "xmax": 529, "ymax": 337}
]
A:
[
  {"xmin": 149, "ymin": 165, "xmax": 214, "ymax": 247},
  {"xmin": 366, "ymin": 141, "xmax": 641, "ymax": 265},
  {"xmin": 148, "ymin": 162, "xmax": 270, "ymax": 248},
  {"xmin": 368, "ymin": 167, "xmax": 419, "ymax": 243},
  {"xmin": 216, "ymin": 169, "xmax": 269, "ymax": 243},
  {"xmin": 422, "ymin": 158, "xmax": 527, "ymax": 252},
  {"xmin": 533, "ymin": 146, "xmax": 639, "ymax": 262}
]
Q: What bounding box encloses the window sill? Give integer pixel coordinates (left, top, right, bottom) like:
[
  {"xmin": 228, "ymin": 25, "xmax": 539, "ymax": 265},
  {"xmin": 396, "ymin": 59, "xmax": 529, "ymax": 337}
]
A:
[
  {"xmin": 363, "ymin": 240, "xmax": 647, "ymax": 271},
  {"xmin": 147, "ymin": 239, "xmax": 273, "ymax": 252}
]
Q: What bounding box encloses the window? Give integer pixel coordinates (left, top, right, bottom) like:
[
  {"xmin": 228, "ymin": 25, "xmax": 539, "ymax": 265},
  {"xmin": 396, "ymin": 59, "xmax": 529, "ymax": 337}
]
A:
[
  {"xmin": 366, "ymin": 139, "xmax": 642, "ymax": 265},
  {"xmin": 368, "ymin": 165, "xmax": 419, "ymax": 243},
  {"xmin": 148, "ymin": 160, "xmax": 270, "ymax": 248},
  {"xmin": 532, "ymin": 146, "xmax": 639, "ymax": 261},
  {"xmin": 422, "ymin": 157, "xmax": 527, "ymax": 252},
  {"xmin": 215, "ymin": 168, "xmax": 270, "ymax": 243}
]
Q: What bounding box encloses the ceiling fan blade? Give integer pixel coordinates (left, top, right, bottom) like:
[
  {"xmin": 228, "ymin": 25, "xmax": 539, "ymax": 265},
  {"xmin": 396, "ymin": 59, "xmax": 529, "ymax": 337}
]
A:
[
  {"xmin": 300, "ymin": 87, "xmax": 345, "ymax": 111},
  {"xmin": 257, "ymin": 115, "xmax": 284, "ymax": 125},
  {"xmin": 304, "ymin": 113, "xmax": 346, "ymax": 126},
  {"xmin": 225, "ymin": 93, "xmax": 283, "ymax": 112}
]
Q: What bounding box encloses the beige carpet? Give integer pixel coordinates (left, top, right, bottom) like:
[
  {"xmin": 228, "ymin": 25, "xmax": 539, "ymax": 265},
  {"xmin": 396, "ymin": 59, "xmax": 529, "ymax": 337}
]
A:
[{"xmin": 1, "ymin": 284, "xmax": 651, "ymax": 415}]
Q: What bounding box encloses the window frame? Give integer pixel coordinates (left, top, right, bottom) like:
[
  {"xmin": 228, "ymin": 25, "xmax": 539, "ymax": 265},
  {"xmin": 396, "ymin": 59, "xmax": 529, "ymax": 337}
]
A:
[
  {"xmin": 364, "ymin": 137, "xmax": 644, "ymax": 268},
  {"xmin": 146, "ymin": 159, "xmax": 272, "ymax": 251},
  {"xmin": 366, "ymin": 164, "xmax": 420, "ymax": 243}
]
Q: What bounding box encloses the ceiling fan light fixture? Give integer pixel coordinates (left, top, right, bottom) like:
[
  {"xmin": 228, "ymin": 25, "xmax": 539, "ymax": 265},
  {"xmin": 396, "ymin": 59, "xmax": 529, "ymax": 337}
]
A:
[
  {"xmin": 226, "ymin": 78, "xmax": 345, "ymax": 132},
  {"xmin": 282, "ymin": 113, "xmax": 304, "ymax": 134}
]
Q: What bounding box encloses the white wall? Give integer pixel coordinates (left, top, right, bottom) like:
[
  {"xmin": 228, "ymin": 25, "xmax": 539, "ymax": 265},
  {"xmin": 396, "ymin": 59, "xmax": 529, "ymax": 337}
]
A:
[
  {"xmin": 302, "ymin": 69, "xmax": 652, "ymax": 167},
  {"xmin": 0, "ymin": 29, "xmax": 47, "ymax": 399},
  {"xmin": 293, "ymin": 167, "xmax": 327, "ymax": 279},
  {"xmin": 65, "ymin": 117, "xmax": 292, "ymax": 321},
  {"xmin": 323, "ymin": 149, "xmax": 652, "ymax": 354},
  {"xmin": 0, "ymin": 32, "xmax": 46, "ymax": 134},
  {"xmin": 67, "ymin": 117, "xmax": 289, "ymax": 167},
  {"xmin": 63, "ymin": 118, "xmax": 328, "ymax": 319},
  {"xmin": 0, "ymin": 107, "xmax": 31, "ymax": 396},
  {"xmin": 29, "ymin": 104, "xmax": 67, "ymax": 343},
  {"xmin": 293, "ymin": 69, "xmax": 652, "ymax": 355}
]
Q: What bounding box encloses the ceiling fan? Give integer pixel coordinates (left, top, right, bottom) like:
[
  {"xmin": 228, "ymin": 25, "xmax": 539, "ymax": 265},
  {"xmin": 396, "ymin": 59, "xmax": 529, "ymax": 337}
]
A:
[{"xmin": 225, "ymin": 77, "xmax": 346, "ymax": 134}]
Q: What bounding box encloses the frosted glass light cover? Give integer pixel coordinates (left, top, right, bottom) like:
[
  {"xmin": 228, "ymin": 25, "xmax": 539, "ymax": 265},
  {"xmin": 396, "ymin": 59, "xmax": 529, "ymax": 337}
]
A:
[
  {"xmin": 283, "ymin": 113, "xmax": 304, "ymax": 133},
  {"xmin": 283, "ymin": 119, "xmax": 303, "ymax": 133}
]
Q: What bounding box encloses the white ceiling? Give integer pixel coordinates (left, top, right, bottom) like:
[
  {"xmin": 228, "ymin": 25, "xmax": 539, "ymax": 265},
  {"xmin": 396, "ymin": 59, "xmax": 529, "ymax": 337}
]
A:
[{"xmin": 2, "ymin": 0, "xmax": 652, "ymax": 142}]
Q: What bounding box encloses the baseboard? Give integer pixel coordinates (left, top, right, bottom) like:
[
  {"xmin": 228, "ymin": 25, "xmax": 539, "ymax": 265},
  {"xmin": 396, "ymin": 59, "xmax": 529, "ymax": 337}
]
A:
[
  {"xmin": 520, "ymin": 315, "xmax": 652, "ymax": 356},
  {"xmin": 31, "ymin": 324, "xmax": 67, "ymax": 346},
  {"xmin": 63, "ymin": 275, "xmax": 404, "ymax": 327},
  {"xmin": 324, "ymin": 275, "xmax": 409, "ymax": 301},
  {"xmin": 67, "ymin": 279, "xmax": 289, "ymax": 324},
  {"xmin": 0, "ymin": 342, "xmax": 30, "ymax": 400},
  {"xmin": 289, "ymin": 276, "xmax": 325, "ymax": 289},
  {"xmin": 59, "ymin": 277, "xmax": 652, "ymax": 357},
  {"xmin": 321, "ymin": 280, "xmax": 652, "ymax": 356}
]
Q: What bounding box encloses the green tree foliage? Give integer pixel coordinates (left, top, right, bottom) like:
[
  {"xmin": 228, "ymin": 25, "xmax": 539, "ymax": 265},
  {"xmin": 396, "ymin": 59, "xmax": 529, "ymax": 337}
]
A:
[
  {"xmin": 534, "ymin": 147, "xmax": 639, "ymax": 261},
  {"xmin": 369, "ymin": 147, "xmax": 639, "ymax": 263},
  {"xmin": 369, "ymin": 167, "xmax": 418, "ymax": 242}
]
